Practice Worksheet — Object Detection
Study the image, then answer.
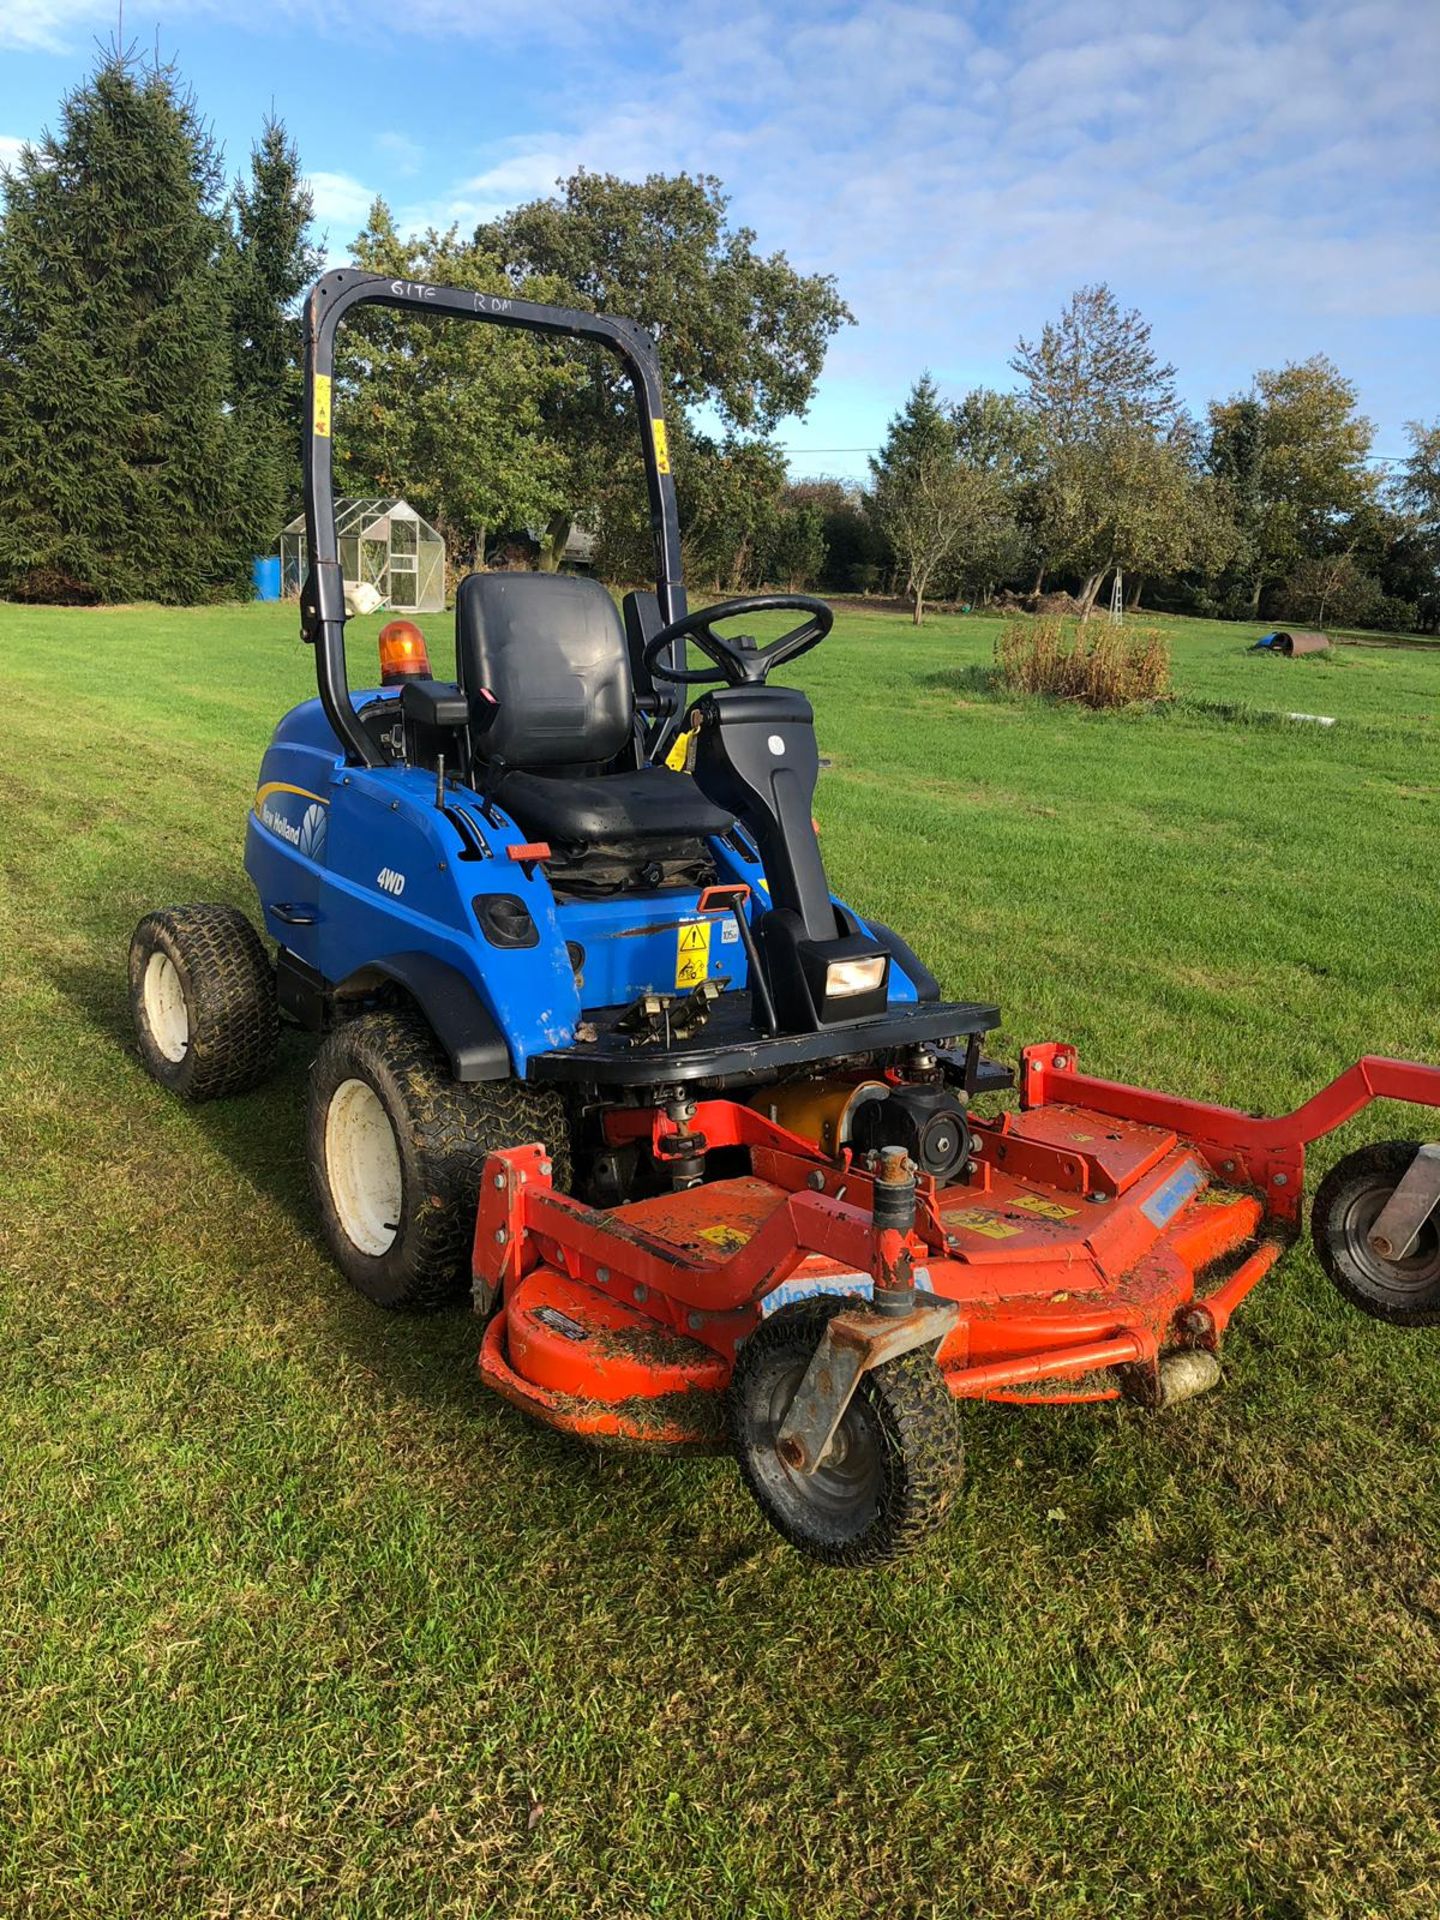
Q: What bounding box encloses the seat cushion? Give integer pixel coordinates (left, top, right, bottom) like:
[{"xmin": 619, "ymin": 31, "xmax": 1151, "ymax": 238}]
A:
[{"xmin": 496, "ymin": 766, "xmax": 734, "ymax": 846}]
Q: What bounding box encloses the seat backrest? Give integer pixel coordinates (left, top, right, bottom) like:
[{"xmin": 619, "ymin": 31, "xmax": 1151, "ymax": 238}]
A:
[{"xmin": 455, "ymin": 572, "xmax": 633, "ymax": 769}]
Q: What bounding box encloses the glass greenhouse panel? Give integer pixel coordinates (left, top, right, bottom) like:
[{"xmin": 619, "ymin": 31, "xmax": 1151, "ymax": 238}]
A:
[{"xmin": 278, "ymin": 497, "xmax": 446, "ymax": 613}]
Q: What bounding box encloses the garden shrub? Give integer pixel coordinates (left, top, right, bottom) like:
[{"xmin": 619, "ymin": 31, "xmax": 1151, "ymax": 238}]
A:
[{"xmin": 995, "ymin": 616, "xmax": 1172, "ymax": 708}]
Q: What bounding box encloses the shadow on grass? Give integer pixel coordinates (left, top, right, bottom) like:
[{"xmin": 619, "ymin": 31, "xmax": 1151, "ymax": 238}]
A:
[
  {"xmin": 921, "ymin": 664, "xmax": 1003, "ymax": 698},
  {"xmin": 45, "ymin": 928, "xmax": 736, "ymax": 1567}
]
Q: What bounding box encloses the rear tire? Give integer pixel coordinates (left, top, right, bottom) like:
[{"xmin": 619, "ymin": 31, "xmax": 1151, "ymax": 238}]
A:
[
  {"xmin": 1312, "ymin": 1140, "xmax": 1440, "ymax": 1327},
  {"xmin": 730, "ymin": 1297, "xmax": 964, "ymax": 1566},
  {"xmin": 129, "ymin": 904, "xmax": 278, "ymax": 1101},
  {"xmin": 307, "ymin": 1010, "xmax": 571, "ymax": 1311}
]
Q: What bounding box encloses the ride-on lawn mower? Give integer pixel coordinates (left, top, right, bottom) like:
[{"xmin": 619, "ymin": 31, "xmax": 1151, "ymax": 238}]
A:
[{"xmin": 130, "ymin": 272, "xmax": 1440, "ymax": 1565}]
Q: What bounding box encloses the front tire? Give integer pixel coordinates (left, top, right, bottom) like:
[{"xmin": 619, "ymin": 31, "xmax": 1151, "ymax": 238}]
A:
[
  {"xmin": 307, "ymin": 1010, "xmax": 571, "ymax": 1311},
  {"xmin": 730, "ymin": 1298, "xmax": 965, "ymax": 1566},
  {"xmin": 129, "ymin": 904, "xmax": 278, "ymax": 1101},
  {"xmin": 1312, "ymin": 1140, "xmax": 1440, "ymax": 1327}
]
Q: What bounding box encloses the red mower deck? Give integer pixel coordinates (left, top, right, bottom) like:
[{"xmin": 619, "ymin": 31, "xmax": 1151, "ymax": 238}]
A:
[{"xmin": 475, "ymin": 1046, "xmax": 1440, "ymax": 1456}]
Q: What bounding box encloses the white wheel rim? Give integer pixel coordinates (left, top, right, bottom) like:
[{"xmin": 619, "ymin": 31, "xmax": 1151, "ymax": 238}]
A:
[
  {"xmin": 143, "ymin": 952, "xmax": 189, "ymax": 1063},
  {"xmin": 325, "ymin": 1077, "xmax": 403, "ymax": 1257}
]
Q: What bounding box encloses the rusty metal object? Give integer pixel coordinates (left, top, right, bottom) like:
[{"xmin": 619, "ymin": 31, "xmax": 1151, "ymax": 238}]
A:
[
  {"xmin": 1367, "ymin": 1141, "xmax": 1440, "ymax": 1260},
  {"xmin": 616, "ymin": 978, "xmax": 727, "ymax": 1047},
  {"xmin": 870, "ymin": 1144, "xmax": 919, "ymax": 1295},
  {"xmin": 773, "ymin": 1296, "xmax": 960, "ymax": 1474},
  {"xmin": 1257, "ymin": 630, "xmax": 1330, "ymax": 656}
]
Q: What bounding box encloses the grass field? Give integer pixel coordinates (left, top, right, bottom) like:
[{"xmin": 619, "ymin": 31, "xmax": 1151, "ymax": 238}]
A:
[{"xmin": 2, "ymin": 598, "xmax": 1438, "ymax": 1919}]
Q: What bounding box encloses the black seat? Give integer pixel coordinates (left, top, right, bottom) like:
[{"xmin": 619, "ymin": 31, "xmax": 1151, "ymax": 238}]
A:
[
  {"xmin": 455, "ymin": 572, "xmax": 732, "ymax": 846},
  {"xmin": 494, "ymin": 765, "xmax": 731, "ymax": 844}
]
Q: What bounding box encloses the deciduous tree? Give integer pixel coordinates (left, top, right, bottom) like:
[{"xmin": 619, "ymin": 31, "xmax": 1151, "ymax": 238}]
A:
[
  {"xmin": 1011, "ymin": 286, "xmax": 1189, "ymax": 613},
  {"xmin": 337, "ymin": 205, "xmax": 573, "ymax": 568},
  {"xmin": 869, "ymin": 376, "xmax": 970, "ymax": 624},
  {"xmin": 476, "ymin": 170, "xmax": 851, "ymax": 570},
  {"xmin": 1208, "ymin": 357, "xmax": 1377, "ymax": 613},
  {"xmin": 1397, "ymin": 420, "xmax": 1440, "ymax": 629}
]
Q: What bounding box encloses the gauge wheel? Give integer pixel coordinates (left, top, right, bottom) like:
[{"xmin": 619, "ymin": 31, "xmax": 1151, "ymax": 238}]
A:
[
  {"xmin": 307, "ymin": 1009, "xmax": 570, "ymax": 1311},
  {"xmin": 129, "ymin": 904, "xmax": 278, "ymax": 1101},
  {"xmin": 1311, "ymin": 1140, "xmax": 1440, "ymax": 1327},
  {"xmin": 730, "ymin": 1297, "xmax": 964, "ymax": 1566}
]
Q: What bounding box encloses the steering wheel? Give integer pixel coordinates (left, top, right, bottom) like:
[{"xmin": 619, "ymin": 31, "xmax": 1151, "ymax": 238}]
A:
[{"xmin": 642, "ymin": 593, "xmax": 834, "ymax": 688}]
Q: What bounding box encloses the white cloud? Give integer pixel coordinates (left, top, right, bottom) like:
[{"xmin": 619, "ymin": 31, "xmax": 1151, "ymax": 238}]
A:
[
  {"xmin": 414, "ymin": 146, "xmax": 578, "ymax": 229},
  {"xmin": 0, "ymin": 0, "xmax": 632, "ymax": 53},
  {"xmin": 375, "ymin": 130, "xmax": 423, "ymax": 177},
  {"xmin": 305, "ymin": 170, "xmax": 387, "ymax": 262},
  {"xmin": 2, "ymin": 0, "xmax": 1434, "ymax": 451},
  {"xmin": 0, "ymin": 0, "xmax": 114, "ymax": 51},
  {"xmin": 0, "ymin": 135, "xmax": 28, "ymax": 171},
  {"xmin": 305, "ymin": 168, "xmax": 379, "ymax": 234}
]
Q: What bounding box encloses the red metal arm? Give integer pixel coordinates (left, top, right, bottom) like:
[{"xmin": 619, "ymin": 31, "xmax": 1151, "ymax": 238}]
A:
[{"xmin": 1022, "ymin": 1045, "xmax": 1440, "ymax": 1223}]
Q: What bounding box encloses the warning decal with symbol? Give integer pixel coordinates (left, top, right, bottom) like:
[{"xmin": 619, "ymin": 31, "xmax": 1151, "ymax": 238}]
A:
[{"xmin": 674, "ymin": 918, "xmax": 712, "ymax": 988}]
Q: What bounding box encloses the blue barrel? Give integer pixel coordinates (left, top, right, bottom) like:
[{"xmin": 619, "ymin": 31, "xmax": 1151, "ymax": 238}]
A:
[{"xmin": 252, "ymin": 555, "xmax": 282, "ymax": 602}]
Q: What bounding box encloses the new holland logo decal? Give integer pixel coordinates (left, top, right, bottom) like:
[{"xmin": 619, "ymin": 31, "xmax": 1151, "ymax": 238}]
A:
[{"xmin": 254, "ymin": 782, "xmax": 328, "ymax": 854}]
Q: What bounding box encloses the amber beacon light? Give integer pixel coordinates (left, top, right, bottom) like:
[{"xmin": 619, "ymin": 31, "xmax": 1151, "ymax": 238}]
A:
[{"xmin": 378, "ymin": 619, "xmax": 430, "ymax": 684}]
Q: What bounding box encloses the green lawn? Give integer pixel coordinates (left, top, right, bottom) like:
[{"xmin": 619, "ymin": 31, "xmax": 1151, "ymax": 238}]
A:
[{"xmin": 2, "ymin": 599, "xmax": 1438, "ymax": 1919}]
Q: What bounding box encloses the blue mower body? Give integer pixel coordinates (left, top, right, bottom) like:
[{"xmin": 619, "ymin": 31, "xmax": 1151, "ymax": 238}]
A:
[{"xmin": 245, "ymin": 688, "xmax": 923, "ymax": 1083}]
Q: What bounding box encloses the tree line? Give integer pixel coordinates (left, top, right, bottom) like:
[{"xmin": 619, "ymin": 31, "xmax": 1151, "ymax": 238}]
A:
[
  {"xmin": 0, "ymin": 56, "xmax": 320, "ymax": 603},
  {"xmin": 862, "ymin": 288, "xmax": 1439, "ymax": 630},
  {"xmin": 0, "ymin": 51, "xmax": 1435, "ymax": 634}
]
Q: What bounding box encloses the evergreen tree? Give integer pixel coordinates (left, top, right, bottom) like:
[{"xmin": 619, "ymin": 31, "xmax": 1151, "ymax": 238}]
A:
[
  {"xmin": 228, "ymin": 115, "xmax": 322, "ymax": 525},
  {"xmin": 0, "ymin": 53, "xmax": 263, "ymax": 603}
]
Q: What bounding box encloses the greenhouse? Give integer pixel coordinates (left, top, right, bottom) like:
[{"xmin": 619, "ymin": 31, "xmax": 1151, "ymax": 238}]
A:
[{"xmin": 278, "ymin": 498, "xmax": 446, "ymax": 613}]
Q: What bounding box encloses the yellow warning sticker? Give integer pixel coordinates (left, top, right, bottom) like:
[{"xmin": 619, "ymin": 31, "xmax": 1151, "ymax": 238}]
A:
[
  {"xmin": 698, "ymin": 1224, "xmax": 749, "ymax": 1253},
  {"xmin": 313, "ymin": 373, "xmax": 332, "ymax": 438},
  {"xmin": 1011, "ymin": 1192, "xmax": 1080, "ymax": 1221},
  {"xmin": 675, "ymin": 917, "xmax": 711, "ymax": 989},
  {"xmin": 946, "ymin": 1207, "xmax": 1023, "ymax": 1241},
  {"xmin": 652, "ymin": 417, "xmax": 670, "ymax": 473}
]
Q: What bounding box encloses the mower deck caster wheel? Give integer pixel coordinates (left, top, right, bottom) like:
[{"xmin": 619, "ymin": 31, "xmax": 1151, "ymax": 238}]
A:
[
  {"xmin": 307, "ymin": 1010, "xmax": 571, "ymax": 1312},
  {"xmin": 129, "ymin": 903, "xmax": 278, "ymax": 1101},
  {"xmin": 1311, "ymin": 1140, "xmax": 1440, "ymax": 1327},
  {"xmin": 730, "ymin": 1297, "xmax": 964, "ymax": 1566}
]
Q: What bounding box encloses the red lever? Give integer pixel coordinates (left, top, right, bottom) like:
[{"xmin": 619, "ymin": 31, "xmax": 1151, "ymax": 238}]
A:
[
  {"xmin": 697, "ymin": 883, "xmax": 751, "ymax": 913},
  {"xmin": 507, "ymin": 842, "xmax": 551, "ymax": 863}
]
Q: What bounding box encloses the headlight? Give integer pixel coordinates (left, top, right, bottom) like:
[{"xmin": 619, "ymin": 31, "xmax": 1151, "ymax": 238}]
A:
[{"xmin": 824, "ymin": 955, "xmax": 887, "ymax": 998}]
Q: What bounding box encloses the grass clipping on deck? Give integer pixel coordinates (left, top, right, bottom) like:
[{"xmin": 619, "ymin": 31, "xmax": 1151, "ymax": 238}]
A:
[{"xmin": 996, "ymin": 615, "xmax": 1172, "ymax": 708}]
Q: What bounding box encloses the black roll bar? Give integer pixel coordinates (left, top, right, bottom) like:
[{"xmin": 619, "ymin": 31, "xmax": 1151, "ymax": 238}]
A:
[{"xmin": 299, "ymin": 269, "xmax": 687, "ymax": 768}]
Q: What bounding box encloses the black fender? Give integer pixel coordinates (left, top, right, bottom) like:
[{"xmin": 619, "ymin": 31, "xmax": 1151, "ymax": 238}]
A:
[
  {"xmin": 865, "ymin": 921, "xmax": 941, "ymax": 1003},
  {"xmin": 347, "ymin": 952, "xmax": 512, "ymax": 1081}
]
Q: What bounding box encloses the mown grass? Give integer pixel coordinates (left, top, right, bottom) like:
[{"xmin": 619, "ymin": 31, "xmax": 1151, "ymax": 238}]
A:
[{"xmin": 1, "ymin": 598, "xmax": 1438, "ymax": 1919}]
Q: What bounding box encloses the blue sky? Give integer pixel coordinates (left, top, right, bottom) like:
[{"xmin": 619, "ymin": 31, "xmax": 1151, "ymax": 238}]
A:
[{"xmin": 2, "ymin": 0, "xmax": 1436, "ymax": 481}]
